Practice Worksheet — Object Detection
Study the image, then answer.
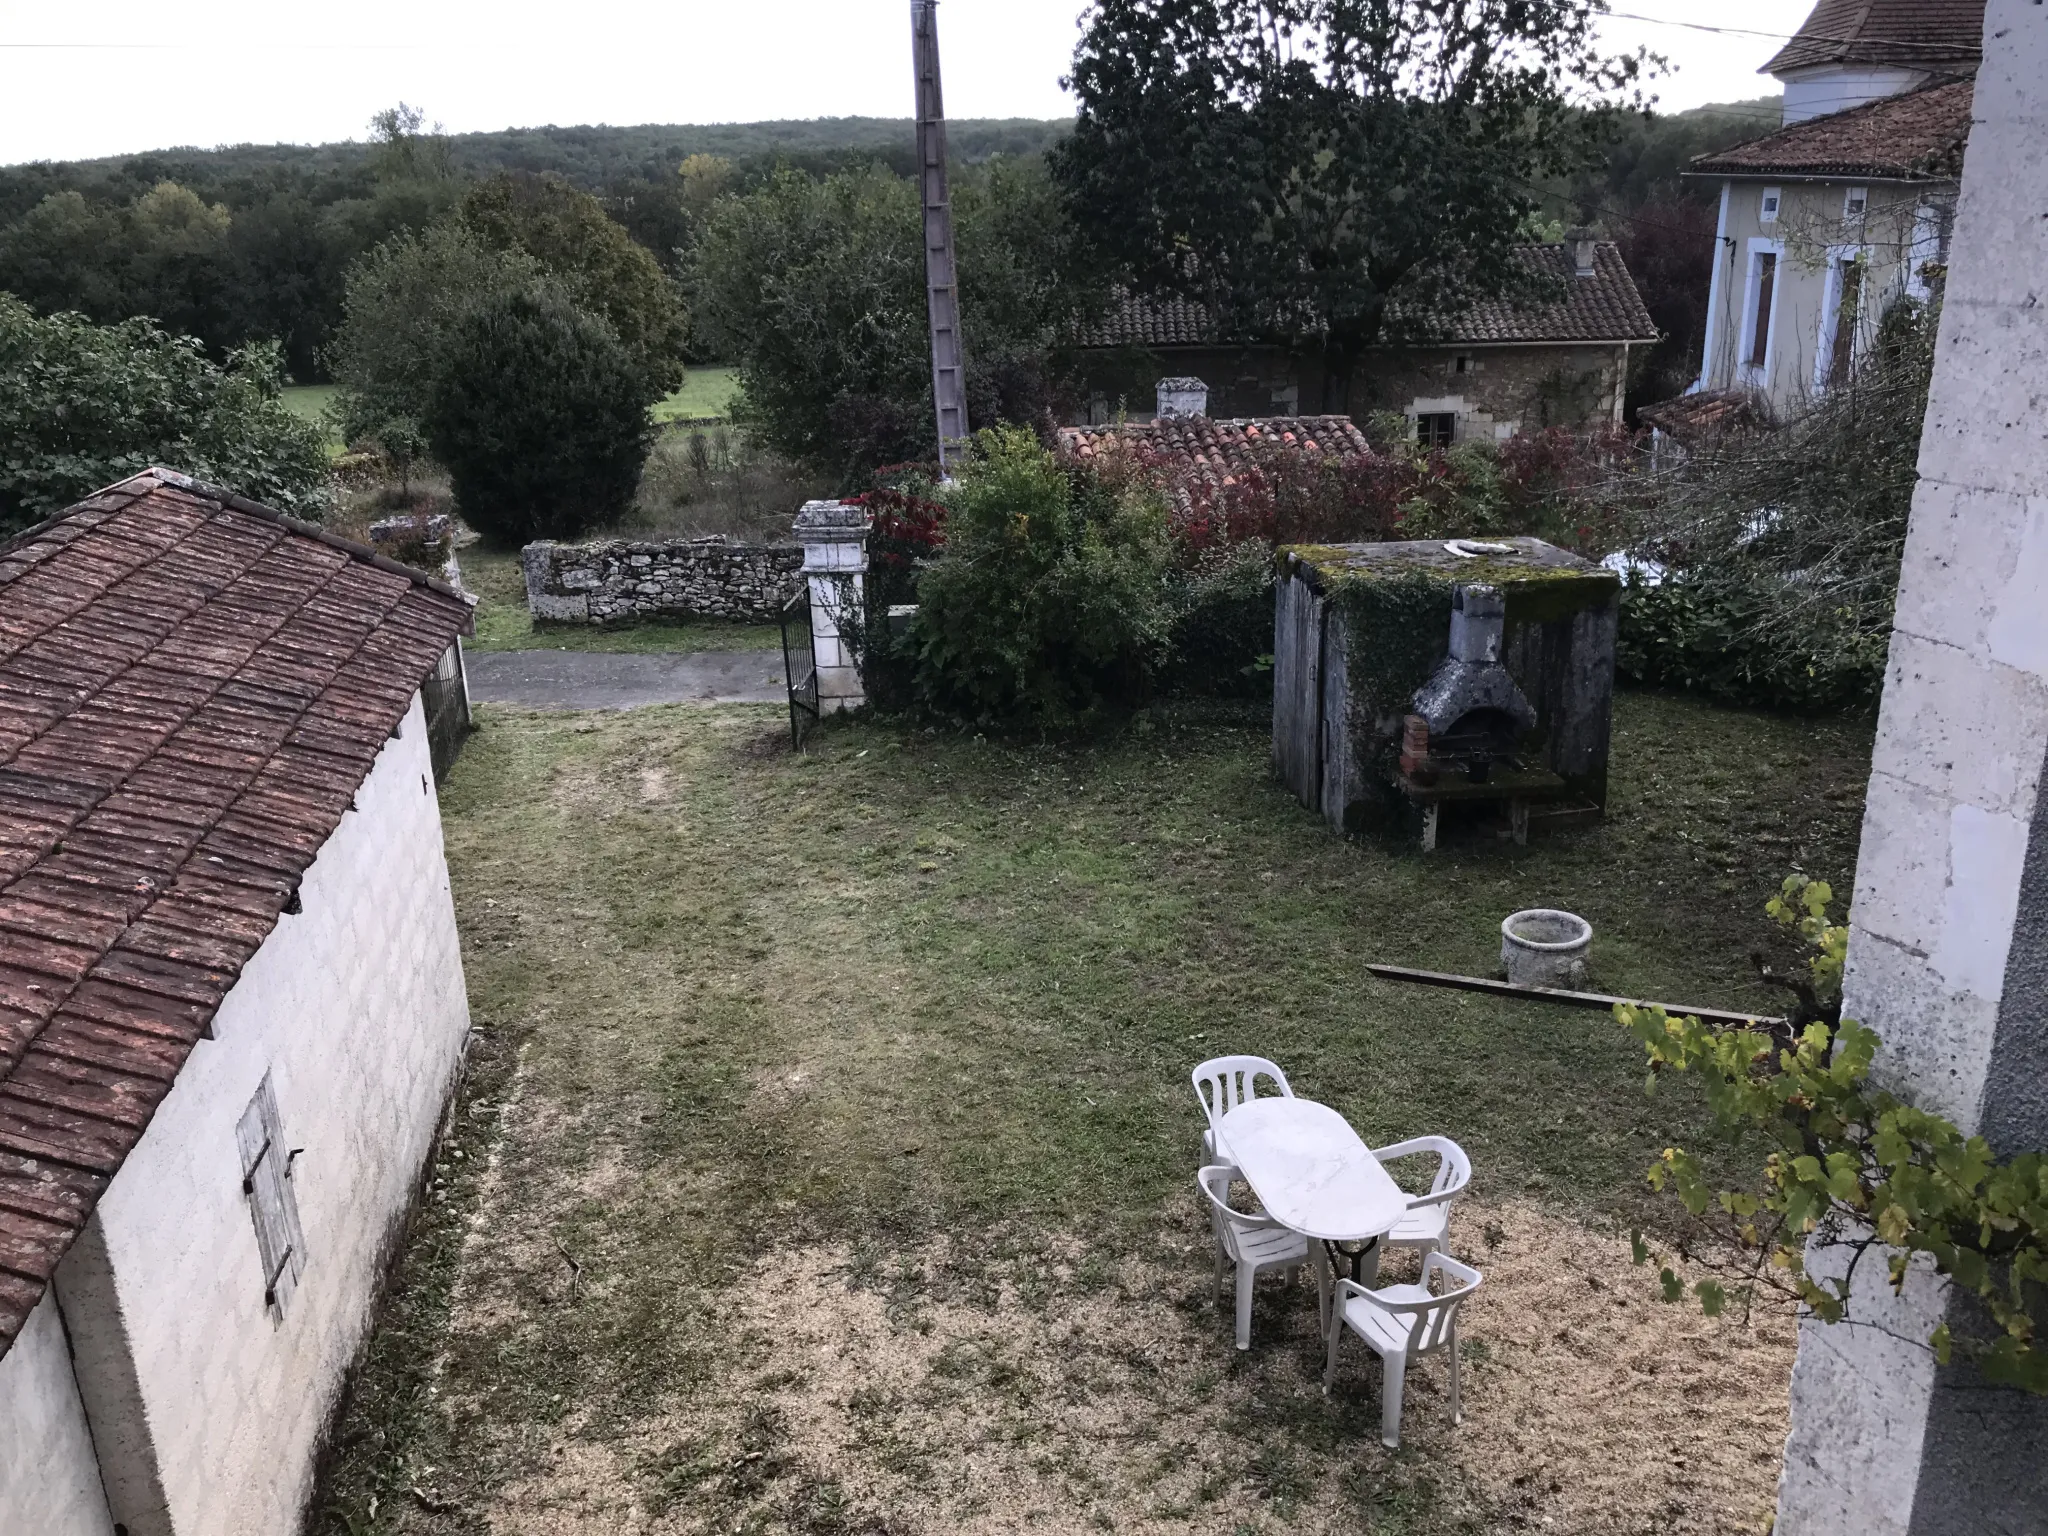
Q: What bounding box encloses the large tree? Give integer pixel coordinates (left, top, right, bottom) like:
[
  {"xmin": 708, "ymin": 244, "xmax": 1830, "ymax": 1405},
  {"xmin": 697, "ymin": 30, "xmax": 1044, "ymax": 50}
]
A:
[{"xmin": 1053, "ymin": 0, "xmax": 1649, "ymax": 410}]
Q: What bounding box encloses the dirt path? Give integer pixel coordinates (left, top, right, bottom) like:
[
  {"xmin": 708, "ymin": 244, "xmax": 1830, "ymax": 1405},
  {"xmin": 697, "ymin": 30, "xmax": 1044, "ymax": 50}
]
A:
[{"xmin": 464, "ymin": 649, "xmax": 789, "ymax": 709}]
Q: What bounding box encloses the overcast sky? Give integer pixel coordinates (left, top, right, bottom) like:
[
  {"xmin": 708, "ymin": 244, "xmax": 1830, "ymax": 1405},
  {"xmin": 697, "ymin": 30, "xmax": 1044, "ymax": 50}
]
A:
[{"xmin": 0, "ymin": 0, "xmax": 1807, "ymax": 166}]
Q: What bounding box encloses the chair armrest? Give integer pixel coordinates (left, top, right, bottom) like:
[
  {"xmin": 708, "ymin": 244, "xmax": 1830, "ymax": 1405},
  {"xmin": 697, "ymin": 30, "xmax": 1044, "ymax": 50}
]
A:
[
  {"xmin": 1406, "ymin": 1188, "xmax": 1458, "ymax": 1210},
  {"xmin": 1374, "ymin": 1136, "xmax": 1437, "ymax": 1161}
]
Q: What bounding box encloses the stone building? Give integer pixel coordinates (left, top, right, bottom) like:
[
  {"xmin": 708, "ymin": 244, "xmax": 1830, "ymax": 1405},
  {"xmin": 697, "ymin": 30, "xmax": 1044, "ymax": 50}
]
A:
[
  {"xmin": 0, "ymin": 469, "xmax": 475, "ymax": 1535},
  {"xmin": 1074, "ymin": 237, "xmax": 1657, "ymax": 444},
  {"xmin": 1680, "ymin": 1, "xmax": 1979, "ymax": 421}
]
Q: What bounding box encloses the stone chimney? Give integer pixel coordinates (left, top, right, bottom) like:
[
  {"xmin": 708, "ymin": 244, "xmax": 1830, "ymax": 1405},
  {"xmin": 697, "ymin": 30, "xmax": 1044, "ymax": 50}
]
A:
[
  {"xmin": 1155, "ymin": 377, "xmax": 1209, "ymax": 419},
  {"xmin": 1566, "ymin": 229, "xmax": 1598, "ymax": 278}
]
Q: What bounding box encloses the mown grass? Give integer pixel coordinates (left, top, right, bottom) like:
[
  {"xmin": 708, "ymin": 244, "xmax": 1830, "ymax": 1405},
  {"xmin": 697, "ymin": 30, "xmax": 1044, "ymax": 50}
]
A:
[
  {"xmin": 461, "ymin": 544, "xmax": 783, "ymax": 656},
  {"xmin": 312, "ymin": 693, "xmax": 1871, "ymax": 1534}
]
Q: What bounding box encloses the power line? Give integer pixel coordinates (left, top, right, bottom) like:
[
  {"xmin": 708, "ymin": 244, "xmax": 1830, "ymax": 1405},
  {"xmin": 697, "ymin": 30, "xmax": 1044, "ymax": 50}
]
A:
[{"xmin": 1604, "ymin": 10, "xmax": 1981, "ymax": 54}]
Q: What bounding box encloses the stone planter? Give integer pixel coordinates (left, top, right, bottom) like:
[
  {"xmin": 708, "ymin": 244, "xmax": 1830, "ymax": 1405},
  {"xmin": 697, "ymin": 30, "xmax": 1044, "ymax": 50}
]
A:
[{"xmin": 1500, "ymin": 909, "xmax": 1592, "ymax": 989}]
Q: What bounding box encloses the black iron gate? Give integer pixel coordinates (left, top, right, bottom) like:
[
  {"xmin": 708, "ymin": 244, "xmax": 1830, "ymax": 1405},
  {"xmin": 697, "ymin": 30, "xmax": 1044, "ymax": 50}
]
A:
[{"xmin": 780, "ymin": 593, "xmax": 819, "ymax": 750}]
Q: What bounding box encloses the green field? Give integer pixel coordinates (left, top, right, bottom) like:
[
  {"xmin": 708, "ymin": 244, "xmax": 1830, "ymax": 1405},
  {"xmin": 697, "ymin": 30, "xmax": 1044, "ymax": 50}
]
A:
[{"xmin": 654, "ymin": 365, "xmax": 740, "ymax": 423}]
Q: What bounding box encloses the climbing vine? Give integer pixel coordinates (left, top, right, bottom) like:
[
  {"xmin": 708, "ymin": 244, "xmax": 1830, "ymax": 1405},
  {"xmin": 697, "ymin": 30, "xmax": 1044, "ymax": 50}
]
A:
[{"xmin": 1621, "ymin": 877, "xmax": 2048, "ymax": 1394}]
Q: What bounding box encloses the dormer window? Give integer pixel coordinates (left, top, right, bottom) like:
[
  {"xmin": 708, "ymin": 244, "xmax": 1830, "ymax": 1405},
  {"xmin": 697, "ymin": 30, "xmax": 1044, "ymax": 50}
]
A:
[
  {"xmin": 1844, "ymin": 186, "xmax": 1868, "ymax": 225},
  {"xmin": 1760, "ymin": 188, "xmax": 1782, "ymax": 224}
]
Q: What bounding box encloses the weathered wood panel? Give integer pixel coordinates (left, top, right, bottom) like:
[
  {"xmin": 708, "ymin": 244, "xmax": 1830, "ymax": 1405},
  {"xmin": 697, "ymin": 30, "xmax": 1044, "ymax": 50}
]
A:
[{"xmin": 1272, "ymin": 568, "xmax": 1324, "ymax": 810}]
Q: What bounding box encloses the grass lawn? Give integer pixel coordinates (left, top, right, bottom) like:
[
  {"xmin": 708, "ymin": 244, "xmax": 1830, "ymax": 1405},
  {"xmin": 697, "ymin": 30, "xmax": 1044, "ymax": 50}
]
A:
[
  {"xmin": 656, "ymin": 366, "xmax": 741, "ymax": 424},
  {"xmin": 316, "ymin": 691, "xmax": 1870, "ymax": 1535},
  {"xmin": 461, "ymin": 544, "xmax": 783, "ymax": 656}
]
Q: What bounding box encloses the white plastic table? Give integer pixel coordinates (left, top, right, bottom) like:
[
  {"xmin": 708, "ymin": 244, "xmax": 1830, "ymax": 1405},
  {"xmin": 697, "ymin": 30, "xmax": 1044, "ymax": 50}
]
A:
[{"xmin": 1213, "ymin": 1097, "xmax": 1410, "ymax": 1244}]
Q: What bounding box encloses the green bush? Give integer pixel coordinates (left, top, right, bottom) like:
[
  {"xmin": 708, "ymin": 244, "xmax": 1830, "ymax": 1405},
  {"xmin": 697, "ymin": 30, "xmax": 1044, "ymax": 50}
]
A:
[
  {"xmin": 0, "ymin": 297, "xmax": 329, "ymax": 532},
  {"xmin": 1617, "ymin": 577, "xmax": 1885, "ymax": 714},
  {"xmin": 911, "ymin": 428, "xmax": 1172, "ymax": 727},
  {"xmin": 1163, "ymin": 543, "xmax": 1276, "ymax": 700},
  {"xmin": 422, "ymin": 289, "xmax": 657, "ymax": 544}
]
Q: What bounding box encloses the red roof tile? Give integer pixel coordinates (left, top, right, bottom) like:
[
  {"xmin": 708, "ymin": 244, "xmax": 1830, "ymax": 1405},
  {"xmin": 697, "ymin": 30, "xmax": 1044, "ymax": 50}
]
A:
[
  {"xmin": 1058, "ymin": 414, "xmax": 1374, "ymax": 513},
  {"xmin": 0, "ymin": 469, "xmax": 471, "ymax": 1361},
  {"xmin": 1691, "ymin": 78, "xmax": 1974, "ymax": 181}
]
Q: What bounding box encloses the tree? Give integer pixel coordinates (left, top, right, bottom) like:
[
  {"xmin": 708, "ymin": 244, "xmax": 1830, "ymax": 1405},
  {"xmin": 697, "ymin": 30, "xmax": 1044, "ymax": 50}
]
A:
[
  {"xmin": 456, "ymin": 172, "xmax": 689, "ymax": 396},
  {"xmin": 325, "ymin": 223, "xmax": 549, "ymax": 473},
  {"xmin": 421, "ymin": 288, "xmax": 658, "ymax": 544},
  {"xmin": 0, "ymin": 295, "xmax": 328, "ymax": 531},
  {"xmin": 1052, "ymin": 0, "xmax": 1649, "ymax": 410},
  {"xmin": 691, "ymin": 159, "xmax": 1107, "ymax": 479}
]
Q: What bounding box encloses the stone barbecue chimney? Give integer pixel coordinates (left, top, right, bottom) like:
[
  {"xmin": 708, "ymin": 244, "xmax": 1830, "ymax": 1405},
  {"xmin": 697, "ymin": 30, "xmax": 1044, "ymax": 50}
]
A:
[{"xmin": 1155, "ymin": 377, "xmax": 1209, "ymax": 419}]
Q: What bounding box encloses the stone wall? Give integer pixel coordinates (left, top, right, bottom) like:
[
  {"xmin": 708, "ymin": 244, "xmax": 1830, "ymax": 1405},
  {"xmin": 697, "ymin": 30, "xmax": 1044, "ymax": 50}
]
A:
[{"xmin": 521, "ymin": 538, "xmax": 803, "ymax": 626}]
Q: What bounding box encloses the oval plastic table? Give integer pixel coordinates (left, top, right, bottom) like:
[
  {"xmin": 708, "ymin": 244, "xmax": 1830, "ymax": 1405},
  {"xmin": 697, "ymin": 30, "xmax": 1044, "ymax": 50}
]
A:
[{"xmin": 1212, "ymin": 1097, "xmax": 1411, "ymax": 1291}]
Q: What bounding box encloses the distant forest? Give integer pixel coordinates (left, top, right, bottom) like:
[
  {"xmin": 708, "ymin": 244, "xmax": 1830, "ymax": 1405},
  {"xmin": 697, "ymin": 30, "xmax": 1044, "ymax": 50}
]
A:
[{"xmin": 0, "ymin": 102, "xmax": 1778, "ymax": 400}]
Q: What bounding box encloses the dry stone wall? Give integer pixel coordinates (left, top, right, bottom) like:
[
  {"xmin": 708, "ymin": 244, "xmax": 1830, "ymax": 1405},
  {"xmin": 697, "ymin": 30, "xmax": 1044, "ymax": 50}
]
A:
[{"xmin": 520, "ymin": 538, "xmax": 803, "ymax": 625}]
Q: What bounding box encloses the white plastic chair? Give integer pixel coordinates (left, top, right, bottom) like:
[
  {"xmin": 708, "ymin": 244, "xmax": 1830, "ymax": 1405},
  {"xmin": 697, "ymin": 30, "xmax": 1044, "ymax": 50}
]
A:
[
  {"xmin": 1323, "ymin": 1251, "xmax": 1483, "ymax": 1448},
  {"xmin": 1371, "ymin": 1136, "xmax": 1472, "ymax": 1261},
  {"xmin": 1196, "ymin": 1163, "xmax": 1325, "ymax": 1350},
  {"xmin": 1191, "ymin": 1055, "xmax": 1293, "ymax": 1160}
]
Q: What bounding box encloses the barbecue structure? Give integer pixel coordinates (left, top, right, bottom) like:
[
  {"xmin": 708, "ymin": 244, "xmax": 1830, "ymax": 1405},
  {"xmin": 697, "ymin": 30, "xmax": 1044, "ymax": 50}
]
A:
[{"xmin": 1273, "ymin": 537, "xmax": 1618, "ymax": 846}]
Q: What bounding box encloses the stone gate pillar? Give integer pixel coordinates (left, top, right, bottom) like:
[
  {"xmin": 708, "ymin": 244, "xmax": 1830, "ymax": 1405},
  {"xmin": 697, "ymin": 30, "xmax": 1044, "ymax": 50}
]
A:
[
  {"xmin": 1776, "ymin": 6, "xmax": 2048, "ymax": 1530},
  {"xmin": 792, "ymin": 499, "xmax": 871, "ymax": 713}
]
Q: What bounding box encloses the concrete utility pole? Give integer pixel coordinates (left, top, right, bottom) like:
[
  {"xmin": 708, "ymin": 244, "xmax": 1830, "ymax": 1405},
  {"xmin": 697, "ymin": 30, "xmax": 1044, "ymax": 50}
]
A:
[
  {"xmin": 1774, "ymin": 3, "xmax": 2048, "ymax": 1530},
  {"xmin": 911, "ymin": 0, "xmax": 970, "ymax": 469}
]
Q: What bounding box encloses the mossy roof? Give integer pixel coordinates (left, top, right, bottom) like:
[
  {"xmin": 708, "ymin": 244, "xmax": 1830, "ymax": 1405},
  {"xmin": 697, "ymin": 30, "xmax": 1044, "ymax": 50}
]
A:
[{"xmin": 1285, "ymin": 537, "xmax": 1617, "ymax": 600}]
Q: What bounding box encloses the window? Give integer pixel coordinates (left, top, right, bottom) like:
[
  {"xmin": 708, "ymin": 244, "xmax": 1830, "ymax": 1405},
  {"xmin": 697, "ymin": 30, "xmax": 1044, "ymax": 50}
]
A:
[
  {"xmin": 1747, "ymin": 252, "xmax": 1778, "ymax": 370},
  {"xmin": 1760, "ymin": 187, "xmax": 1781, "ymax": 224},
  {"xmin": 1454, "ymin": 355, "xmax": 1471, "ymax": 375},
  {"xmin": 237, "ymin": 1075, "xmax": 306, "ymax": 1319},
  {"xmin": 1416, "ymin": 412, "xmax": 1457, "ymax": 448},
  {"xmin": 1844, "ymin": 186, "xmax": 1868, "ymax": 225}
]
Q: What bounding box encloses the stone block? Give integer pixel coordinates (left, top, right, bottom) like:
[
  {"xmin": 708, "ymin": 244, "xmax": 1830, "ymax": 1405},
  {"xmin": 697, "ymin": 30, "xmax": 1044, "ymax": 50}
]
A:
[
  {"xmin": 1889, "ymin": 481, "xmax": 2033, "ymax": 658},
  {"xmin": 1918, "ymin": 300, "xmax": 2048, "ymax": 500},
  {"xmin": 1870, "ymin": 630, "xmax": 2048, "ymax": 819}
]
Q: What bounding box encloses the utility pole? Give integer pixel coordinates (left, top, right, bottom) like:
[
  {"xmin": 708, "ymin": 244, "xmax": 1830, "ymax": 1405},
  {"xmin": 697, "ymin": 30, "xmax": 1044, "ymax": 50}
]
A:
[{"xmin": 911, "ymin": 0, "xmax": 969, "ymax": 469}]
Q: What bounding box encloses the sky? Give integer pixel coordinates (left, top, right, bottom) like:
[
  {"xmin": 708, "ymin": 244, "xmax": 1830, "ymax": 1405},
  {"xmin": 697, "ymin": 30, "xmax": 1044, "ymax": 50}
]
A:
[{"xmin": 0, "ymin": 0, "xmax": 1811, "ymax": 166}]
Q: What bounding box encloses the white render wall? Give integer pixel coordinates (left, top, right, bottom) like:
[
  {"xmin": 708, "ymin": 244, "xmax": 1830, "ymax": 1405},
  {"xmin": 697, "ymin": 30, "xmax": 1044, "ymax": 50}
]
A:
[
  {"xmin": 1777, "ymin": 5, "xmax": 2048, "ymax": 1530},
  {"xmin": 56, "ymin": 689, "xmax": 472, "ymax": 1536},
  {"xmin": 0, "ymin": 1292, "xmax": 115, "ymax": 1535}
]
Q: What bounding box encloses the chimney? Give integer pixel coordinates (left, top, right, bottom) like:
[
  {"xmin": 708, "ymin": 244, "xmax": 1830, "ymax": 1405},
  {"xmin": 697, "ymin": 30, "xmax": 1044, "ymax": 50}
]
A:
[
  {"xmin": 1566, "ymin": 229, "xmax": 1598, "ymax": 278},
  {"xmin": 1156, "ymin": 377, "xmax": 1209, "ymax": 419}
]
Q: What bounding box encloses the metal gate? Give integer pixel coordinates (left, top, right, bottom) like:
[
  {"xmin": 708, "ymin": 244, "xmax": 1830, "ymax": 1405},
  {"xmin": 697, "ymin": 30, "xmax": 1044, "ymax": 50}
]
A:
[{"xmin": 780, "ymin": 594, "xmax": 819, "ymax": 750}]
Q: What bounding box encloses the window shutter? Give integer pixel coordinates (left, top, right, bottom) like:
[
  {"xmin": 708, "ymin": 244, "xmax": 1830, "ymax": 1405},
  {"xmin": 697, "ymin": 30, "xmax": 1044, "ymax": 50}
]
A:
[{"xmin": 237, "ymin": 1075, "xmax": 307, "ymax": 1320}]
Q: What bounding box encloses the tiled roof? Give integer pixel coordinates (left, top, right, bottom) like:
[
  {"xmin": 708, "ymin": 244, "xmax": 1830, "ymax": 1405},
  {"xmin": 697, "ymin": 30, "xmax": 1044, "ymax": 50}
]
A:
[
  {"xmin": 1077, "ymin": 243, "xmax": 1656, "ymax": 350},
  {"xmin": 1764, "ymin": 0, "xmax": 1983, "ymax": 75},
  {"xmin": 1452, "ymin": 243, "xmax": 1656, "ymax": 345},
  {"xmin": 1638, "ymin": 389, "xmax": 1771, "ymax": 441},
  {"xmin": 1691, "ymin": 78, "xmax": 1974, "ymax": 181},
  {"xmin": 1058, "ymin": 416, "xmax": 1372, "ymax": 509},
  {"xmin": 0, "ymin": 469, "xmax": 472, "ymax": 1360}
]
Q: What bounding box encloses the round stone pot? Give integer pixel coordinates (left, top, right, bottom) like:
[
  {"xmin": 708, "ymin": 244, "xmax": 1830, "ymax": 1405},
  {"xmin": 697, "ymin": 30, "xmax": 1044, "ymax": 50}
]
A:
[{"xmin": 1500, "ymin": 909, "xmax": 1593, "ymax": 990}]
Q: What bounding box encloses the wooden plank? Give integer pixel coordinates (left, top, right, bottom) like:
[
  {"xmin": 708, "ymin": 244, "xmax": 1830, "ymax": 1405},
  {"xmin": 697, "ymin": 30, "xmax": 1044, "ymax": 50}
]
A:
[{"xmin": 1363, "ymin": 963, "xmax": 1786, "ymax": 1030}]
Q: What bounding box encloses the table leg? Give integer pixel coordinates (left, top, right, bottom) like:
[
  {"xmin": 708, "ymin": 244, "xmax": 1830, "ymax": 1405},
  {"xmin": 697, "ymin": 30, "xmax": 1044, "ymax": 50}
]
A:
[
  {"xmin": 1511, "ymin": 797, "xmax": 1529, "ymax": 846},
  {"xmin": 1420, "ymin": 805, "xmax": 1439, "ymax": 853}
]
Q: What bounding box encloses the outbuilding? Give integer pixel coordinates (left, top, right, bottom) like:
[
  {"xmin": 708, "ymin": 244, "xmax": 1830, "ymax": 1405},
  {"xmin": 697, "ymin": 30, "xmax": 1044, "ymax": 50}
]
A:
[{"xmin": 0, "ymin": 469, "xmax": 474, "ymax": 1534}]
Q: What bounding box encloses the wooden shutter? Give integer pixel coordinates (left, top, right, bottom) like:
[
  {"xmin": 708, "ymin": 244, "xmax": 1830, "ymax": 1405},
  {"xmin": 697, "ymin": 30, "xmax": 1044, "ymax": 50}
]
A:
[
  {"xmin": 236, "ymin": 1075, "xmax": 307, "ymax": 1320},
  {"xmin": 1829, "ymin": 259, "xmax": 1864, "ymax": 386},
  {"xmin": 1749, "ymin": 254, "xmax": 1778, "ymax": 368}
]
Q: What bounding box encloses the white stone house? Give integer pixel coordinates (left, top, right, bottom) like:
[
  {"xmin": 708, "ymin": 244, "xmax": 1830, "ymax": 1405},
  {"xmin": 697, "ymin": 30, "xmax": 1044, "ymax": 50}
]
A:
[
  {"xmin": 1683, "ymin": 0, "xmax": 1979, "ymax": 420},
  {"xmin": 0, "ymin": 469, "xmax": 475, "ymax": 1535}
]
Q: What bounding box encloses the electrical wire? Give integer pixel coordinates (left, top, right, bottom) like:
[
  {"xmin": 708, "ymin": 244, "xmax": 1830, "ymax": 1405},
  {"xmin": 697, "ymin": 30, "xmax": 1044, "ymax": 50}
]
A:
[{"xmin": 1603, "ymin": 10, "xmax": 1980, "ymax": 53}]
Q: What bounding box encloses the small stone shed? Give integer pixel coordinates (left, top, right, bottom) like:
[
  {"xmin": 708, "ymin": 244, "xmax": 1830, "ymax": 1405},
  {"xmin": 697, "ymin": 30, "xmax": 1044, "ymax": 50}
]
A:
[
  {"xmin": 0, "ymin": 469, "xmax": 475, "ymax": 1534},
  {"xmin": 1273, "ymin": 537, "xmax": 1619, "ymax": 834}
]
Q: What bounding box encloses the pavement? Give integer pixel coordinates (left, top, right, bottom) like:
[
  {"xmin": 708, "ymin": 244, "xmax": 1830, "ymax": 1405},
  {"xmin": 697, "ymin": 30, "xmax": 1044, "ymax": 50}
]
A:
[{"xmin": 463, "ymin": 649, "xmax": 788, "ymax": 710}]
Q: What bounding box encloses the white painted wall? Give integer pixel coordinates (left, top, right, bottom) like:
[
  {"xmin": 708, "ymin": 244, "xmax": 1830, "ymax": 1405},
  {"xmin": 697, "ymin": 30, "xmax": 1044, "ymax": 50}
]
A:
[
  {"xmin": 1776, "ymin": 4, "xmax": 2048, "ymax": 1529},
  {"xmin": 1779, "ymin": 65, "xmax": 1931, "ymax": 126},
  {"xmin": 0, "ymin": 1293, "xmax": 115, "ymax": 1535},
  {"xmin": 50, "ymin": 689, "xmax": 472, "ymax": 1536}
]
